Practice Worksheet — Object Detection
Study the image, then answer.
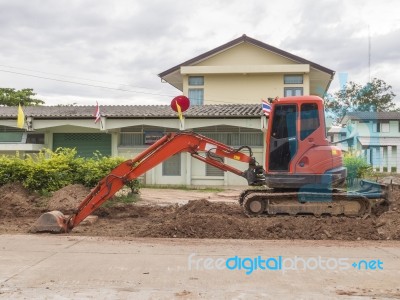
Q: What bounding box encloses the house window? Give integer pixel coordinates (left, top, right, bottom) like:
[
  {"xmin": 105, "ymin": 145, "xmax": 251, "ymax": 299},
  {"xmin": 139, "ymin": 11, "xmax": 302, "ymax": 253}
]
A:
[
  {"xmin": 188, "ymin": 76, "xmax": 204, "ymax": 86},
  {"xmin": 284, "ymin": 87, "xmax": 303, "ymax": 97},
  {"xmin": 26, "ymin": 133, "xmax": 45, "ymax": 144},
  {"xmin": 373, "ymin": 122, "xmax": 379, "ymax": 133},
  {"xmin": 374, "ymin": 122, "xmax": 389, "ymax": 133},
  {"xmin": 381, "ymin": 122, "xmax": 390, "ymax": 133},
  {"xmin": 284, "ymin": 74, "xmax": 303, "ymax": 84},
  {"xmin": 188, "ymin": 88, "xmax": 204, "ymax": 105},
  {"xmin": 162, "ymin": 154, "xmax": 181, "ymax": 176},
  {"xmin": 206, "ymin": 164, "xmax": 224, "ymax": 177},
  {"xmin": 188, "ymin": 76, "xmax": 204, "ymax": 105}
]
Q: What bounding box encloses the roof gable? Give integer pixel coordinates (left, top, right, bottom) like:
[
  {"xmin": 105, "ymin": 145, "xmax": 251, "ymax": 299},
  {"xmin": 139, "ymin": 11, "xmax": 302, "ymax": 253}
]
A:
[
  {"xmin": 196, "ymin": 42, "xmax": 296, "ymax": 67},
  {"xmin": 158, "ymin": 34, "xmax": 334, "ymax": 78}
]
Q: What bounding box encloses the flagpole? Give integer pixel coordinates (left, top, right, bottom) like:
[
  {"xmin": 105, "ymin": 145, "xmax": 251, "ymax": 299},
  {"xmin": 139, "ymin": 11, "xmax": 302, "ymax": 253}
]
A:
[{"xmin": 17, "ymin": 103, "xmax": 25, "ymax": 129}]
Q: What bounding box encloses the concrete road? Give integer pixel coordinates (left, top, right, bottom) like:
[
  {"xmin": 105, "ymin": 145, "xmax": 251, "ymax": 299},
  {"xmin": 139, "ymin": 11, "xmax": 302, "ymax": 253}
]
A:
[{"xmin": 0, "ymin": 235, "xmax": 400, "ymax": 299}]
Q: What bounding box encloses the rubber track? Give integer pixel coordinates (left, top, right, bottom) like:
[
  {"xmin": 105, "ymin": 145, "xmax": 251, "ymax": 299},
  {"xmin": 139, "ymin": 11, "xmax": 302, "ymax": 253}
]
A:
[{"xmin": 240, "ymin": 189, "xmax": 372, "ymax": 217}]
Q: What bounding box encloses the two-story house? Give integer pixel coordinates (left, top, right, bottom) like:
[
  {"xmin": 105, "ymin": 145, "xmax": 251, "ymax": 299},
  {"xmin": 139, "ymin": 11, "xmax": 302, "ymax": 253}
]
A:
[
  {"xmin": 159, "ymin": 34, "xmax": 335, "ymax": 105},
  {"xmin": 340, "ymin": 111, "xmax": 400, "ymax": 172}
]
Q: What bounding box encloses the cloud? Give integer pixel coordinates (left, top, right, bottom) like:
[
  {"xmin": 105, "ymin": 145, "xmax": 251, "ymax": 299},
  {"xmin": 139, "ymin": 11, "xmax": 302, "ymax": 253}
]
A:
[{"xmin": 0, "ymin": 0, "xmax": 398, "ymax": 105}]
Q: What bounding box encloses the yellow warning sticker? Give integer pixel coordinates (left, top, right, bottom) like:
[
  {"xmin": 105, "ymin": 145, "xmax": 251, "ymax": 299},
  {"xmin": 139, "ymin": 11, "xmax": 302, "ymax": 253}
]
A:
[{"xmin": 233, "ymin": 155, "xmax": 241, "ymax": 160}]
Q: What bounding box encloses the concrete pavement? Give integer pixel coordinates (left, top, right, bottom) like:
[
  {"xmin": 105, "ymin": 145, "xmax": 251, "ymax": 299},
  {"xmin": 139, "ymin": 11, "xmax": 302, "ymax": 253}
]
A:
[{"xmin": 0, "ymin": 235, "xmax": 400, "ymax": 299}]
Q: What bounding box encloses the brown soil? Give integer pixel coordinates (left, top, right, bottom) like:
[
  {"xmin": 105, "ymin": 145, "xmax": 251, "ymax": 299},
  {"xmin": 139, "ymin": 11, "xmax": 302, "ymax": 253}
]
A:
[
  {"xmin": 47, "ymin": 184, "xmax": 91, "ymax": 213},
  {"xmin": 85, "ymin": 200, "xmax": 381, "ymax": 240},
  {"xmin": 374, "ymin": 183, "xmax": 400, "ymax": 239},
  {"xmin": 0, "ymin": 182, "xmax": 399, "ymax": 240},
  {"xmin": 0, "ymin": 183, "xmax": 41, "ymax": 217}
]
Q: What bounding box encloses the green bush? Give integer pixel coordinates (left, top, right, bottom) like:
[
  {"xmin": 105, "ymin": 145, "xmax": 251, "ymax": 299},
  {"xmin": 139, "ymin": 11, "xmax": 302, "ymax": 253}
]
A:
[
  {"xmin": 23, "ymin": 148, "xmax": 77, "ymax": 193},
  {"xmin": 343, "ymin": 153, "xmax": 372, "ymax": 186},
  {"xmin": 0, "ymin": 148, "xmax": 141, "ymax": 194},
  {"xmin": 74, "ymin": 152, "xmax": 125, "ymax": 187},
  {"xmin": 0, "ymin": 153, "xmax": 26, "ymax": 185}
]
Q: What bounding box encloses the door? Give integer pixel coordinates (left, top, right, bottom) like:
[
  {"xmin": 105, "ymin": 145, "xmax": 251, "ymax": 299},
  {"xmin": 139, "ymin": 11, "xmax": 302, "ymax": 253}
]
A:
[
  {"xmin": 268, "ymin": 104, "xmax": 298, "ymax": 171},
  {"xmin": 53, "ymin": 133, "xmax": 111, "ymax": 158}
]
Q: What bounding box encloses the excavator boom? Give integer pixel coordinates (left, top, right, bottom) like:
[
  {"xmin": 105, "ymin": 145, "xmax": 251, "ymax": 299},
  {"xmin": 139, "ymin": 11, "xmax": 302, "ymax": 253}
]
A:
[{"xmin": 30, "ymin": 131, "xmax": 265, "ymax": 233}]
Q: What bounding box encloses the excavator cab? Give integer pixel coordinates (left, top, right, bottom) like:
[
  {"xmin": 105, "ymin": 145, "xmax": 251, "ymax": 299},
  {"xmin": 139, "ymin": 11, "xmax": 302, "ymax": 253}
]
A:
[{"xmin": 265, "ymin": 96, "xmax": 347, "ymax": 189}]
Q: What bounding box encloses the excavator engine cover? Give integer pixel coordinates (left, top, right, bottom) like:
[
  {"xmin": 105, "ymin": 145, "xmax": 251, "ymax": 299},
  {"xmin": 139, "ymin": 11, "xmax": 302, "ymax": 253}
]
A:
[{"xmin": 29, "ymin": 211, "xmax": 68, "ymax": 233}]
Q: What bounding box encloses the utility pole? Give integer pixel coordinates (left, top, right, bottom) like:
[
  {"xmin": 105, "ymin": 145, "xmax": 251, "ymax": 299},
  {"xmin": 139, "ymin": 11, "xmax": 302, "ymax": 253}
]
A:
[{"xmin": 368, "ymin": 25, "xmax": 371, "ymax": 82}]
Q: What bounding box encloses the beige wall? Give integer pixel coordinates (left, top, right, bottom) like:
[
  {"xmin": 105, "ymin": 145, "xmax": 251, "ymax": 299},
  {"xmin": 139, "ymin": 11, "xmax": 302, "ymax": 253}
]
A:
[
  {"xmin": 196, "ymin": 43, "xmax": 297, "ymax": 66},
  {"xmin": 183, "ymin": 73, "xmax": 310, "ymax": 104}
]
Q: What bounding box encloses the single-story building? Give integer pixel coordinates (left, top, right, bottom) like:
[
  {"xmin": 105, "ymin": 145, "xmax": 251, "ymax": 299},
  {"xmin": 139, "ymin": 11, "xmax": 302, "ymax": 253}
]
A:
[{"xmin": 0, "ymin": 104, "xmax": 265, "ymax": 186}]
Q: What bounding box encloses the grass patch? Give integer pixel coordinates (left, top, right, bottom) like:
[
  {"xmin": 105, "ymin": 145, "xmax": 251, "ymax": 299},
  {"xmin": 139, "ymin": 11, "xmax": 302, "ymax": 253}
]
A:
[{"xmin": 102, "ymin": 193, "xmax": 140, "ymax": 208}]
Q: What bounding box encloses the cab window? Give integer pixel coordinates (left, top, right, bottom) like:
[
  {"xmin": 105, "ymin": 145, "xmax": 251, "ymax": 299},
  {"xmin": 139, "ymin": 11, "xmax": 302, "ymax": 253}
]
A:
[{"xmin": 300, "ymin": 103, "xmax": 319, "ymax": 140}]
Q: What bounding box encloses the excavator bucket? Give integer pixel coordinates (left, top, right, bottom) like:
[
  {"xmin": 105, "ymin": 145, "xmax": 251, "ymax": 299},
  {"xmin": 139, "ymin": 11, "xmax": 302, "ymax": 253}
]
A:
[{"xmin": 29, "ymin": 211, "xmax": 69, "ymax": 233}]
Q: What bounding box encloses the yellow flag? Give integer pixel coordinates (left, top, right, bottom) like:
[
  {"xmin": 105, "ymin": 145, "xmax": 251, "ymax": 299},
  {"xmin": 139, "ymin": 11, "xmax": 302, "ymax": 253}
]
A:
[
  {"xmin": 17, "ymin": 103, "xmax": 25, "ymax": 129},
  {"xmin": 176, "ymin": 102, "xmax": 183, "ymax": 121}
]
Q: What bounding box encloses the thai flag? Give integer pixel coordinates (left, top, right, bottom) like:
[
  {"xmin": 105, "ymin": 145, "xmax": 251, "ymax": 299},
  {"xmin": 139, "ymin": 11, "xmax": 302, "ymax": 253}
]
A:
[
  {"xmin": 94, "ymin": 101, "xmax": 101, "ymax": 123},
  {"xmin": 262, "ymin": 99, "xmax": 271, "ymax": 116}
]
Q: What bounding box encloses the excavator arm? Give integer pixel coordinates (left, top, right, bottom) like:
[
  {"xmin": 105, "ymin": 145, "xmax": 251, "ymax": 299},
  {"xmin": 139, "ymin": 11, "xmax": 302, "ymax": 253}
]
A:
[{"xmin": 31, "ymin": 131, "xmax": 265, "ymax": 233}]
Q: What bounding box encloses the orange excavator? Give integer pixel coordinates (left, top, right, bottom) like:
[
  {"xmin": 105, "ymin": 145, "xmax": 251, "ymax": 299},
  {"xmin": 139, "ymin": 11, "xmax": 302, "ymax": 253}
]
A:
[{"xmin": 31, "ymin": 96, "xmax": 388, "ymax": 233}]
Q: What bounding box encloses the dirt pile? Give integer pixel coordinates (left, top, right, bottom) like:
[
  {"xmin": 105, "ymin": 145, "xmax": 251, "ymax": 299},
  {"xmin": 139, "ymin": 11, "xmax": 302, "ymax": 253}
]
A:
[
  {"xmin": 95, "ymin": 203, "xmax": 176, "ymax": 219},
  {"xmin": 136, "ymin": 200, "xmax": 380, "ymax": 240},
  {"xmin": 0, "ymin": 183, "xmax": 40, "ymax": 217},
  {"xmin": 1, "ymin": 183, "xmax": 399, "ymax": 240},
  {"xmin": 376, "ymin": 211, "xmax": 400, "ymax": 239},
  {"xmin": 47, "ymin": 184, "xmax": 91, "ymax": 213},
  {"xmin": 175, "ymin": 199, "xmax": 240, "ymax": 215}
]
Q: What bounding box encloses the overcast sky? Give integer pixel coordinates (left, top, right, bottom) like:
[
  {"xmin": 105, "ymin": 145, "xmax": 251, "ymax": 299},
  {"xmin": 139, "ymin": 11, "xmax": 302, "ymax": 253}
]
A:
[{"xmin": 0, "ymin": 0, "xmax": 399, "ymax": 106}]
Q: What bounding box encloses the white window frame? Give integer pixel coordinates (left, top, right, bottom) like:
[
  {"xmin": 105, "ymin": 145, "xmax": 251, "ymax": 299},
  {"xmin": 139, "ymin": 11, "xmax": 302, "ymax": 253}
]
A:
[
  {"xmin": 188, "ymin": 88, "xmax": 204, "ymax": 105},
  {"xmin": 188, "ymin": 76, "xmax": 204, "ymax": 105},
  {"xmin": 284, "ymin": 74, "xmax": 303, "ymax": 84},
  {"xmin": 284, "ymin": 87, "xmax": 303, "ymax": 97},
  {"xmin": 380, "ymin": 122, "xmax": 390, "ymax": 133},
  {"xmin": 188, "ymin": 76, "xmax": 204, "ymax": 86}
]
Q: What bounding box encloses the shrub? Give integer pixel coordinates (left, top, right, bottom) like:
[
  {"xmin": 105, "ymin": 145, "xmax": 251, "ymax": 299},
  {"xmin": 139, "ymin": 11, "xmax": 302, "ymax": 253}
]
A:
[
  {"xmin": 0, "ymin": 148, "xmax": 141, "ymax": 195},
  {"xmin": 74, "ymin": 152, "xmax": 125, "ymax": 187},
  {"xmin": 343, "ymin": 153, "xmax": 372, "ymax": 186},
  {"xmin": 0, "ymin": 153, "xmax": 27, "ymax": 185},
  {"xmin": 23, "ymin": 148, "xmax": 78, "ymax": 193}
]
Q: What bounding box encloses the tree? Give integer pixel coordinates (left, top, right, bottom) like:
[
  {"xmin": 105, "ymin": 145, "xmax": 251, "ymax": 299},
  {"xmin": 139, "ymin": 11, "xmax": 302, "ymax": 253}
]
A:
[
  {"xmin": 324, "ymin": 78, "xmax": 397, "ymax": 122},
  {"xmin": 0, "ymin": 88, "xmax": 45, "ymax": 106}
]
